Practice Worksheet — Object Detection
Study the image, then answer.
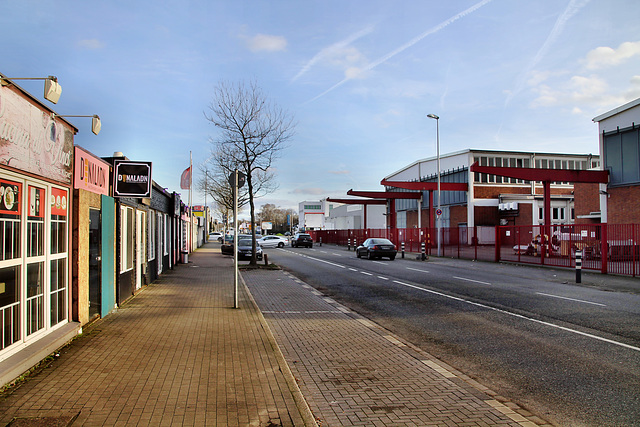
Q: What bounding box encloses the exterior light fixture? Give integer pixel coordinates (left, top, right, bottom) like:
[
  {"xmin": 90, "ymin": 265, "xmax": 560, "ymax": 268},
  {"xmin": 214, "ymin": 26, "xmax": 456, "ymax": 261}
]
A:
[
  {"xmin": 54, "ymin": 114, "xmax": 102, "ymax": 135},
  {"xmin": 0, "ymin": 75, "xmax": 62, "ymax": 104},
  {"xmin": 427, "ymin": 113, "xmax": 441, "ymax": 257}
]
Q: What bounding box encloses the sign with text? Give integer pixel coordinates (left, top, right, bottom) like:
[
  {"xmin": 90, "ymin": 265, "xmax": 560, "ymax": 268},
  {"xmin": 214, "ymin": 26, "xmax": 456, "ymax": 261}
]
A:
[
  {"xmin": 74, "ymin": 146, "xmax": 110, "ymax": 195},
  {"xmin": 0, "ymin": 85, "xmax": 74, "ymax": 184},
  {"xmin": 113, "ymin": 160, "xmax": 152, "ymax": 198}
]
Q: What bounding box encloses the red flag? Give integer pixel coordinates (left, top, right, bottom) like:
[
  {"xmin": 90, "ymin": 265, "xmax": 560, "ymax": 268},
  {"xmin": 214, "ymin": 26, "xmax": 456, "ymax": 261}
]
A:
[{"xmin": 180, "ymin": 166, "xmax": 191, "ymax": 190}]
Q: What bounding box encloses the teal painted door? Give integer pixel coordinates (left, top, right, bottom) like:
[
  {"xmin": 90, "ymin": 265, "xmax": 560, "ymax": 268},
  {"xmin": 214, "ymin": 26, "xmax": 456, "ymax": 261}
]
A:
[{"xmin": 101, "ymin": 195, "xmax": 116, "ymax": 316}]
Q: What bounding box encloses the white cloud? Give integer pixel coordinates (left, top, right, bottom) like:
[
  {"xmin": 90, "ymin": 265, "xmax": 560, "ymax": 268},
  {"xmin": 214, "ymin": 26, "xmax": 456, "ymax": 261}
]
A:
[
  {"xmin": 531, "ymin": 74, "xmax": 640, "ymax": 109},
  {"xmin": 246, "ymin": 34, "xmax": 287, "ymax": 52},
  {"xmin": 329, "ymin": 170, "xmax": 351, "ymax": 175},
  {"xmin": 585, "ymin": 41, "xmax": 640, "ymax": 69},
  {"xmin": 77, "ymin": 39, "xmax": 105, "ymax": 49},
  {"xmin": 292, "ymin": 25, "xmax": 374, "ymax": 82}
]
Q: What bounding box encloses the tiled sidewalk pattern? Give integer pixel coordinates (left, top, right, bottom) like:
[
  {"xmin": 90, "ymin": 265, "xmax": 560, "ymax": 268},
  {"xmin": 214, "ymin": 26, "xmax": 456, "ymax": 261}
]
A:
[
  {"xmin": 243, "ymin": 269, "xmax": 547, "ymax": 426},
  {"xmin": 0, "ymin": 246, "xmax": 307, "ymax": 426}
]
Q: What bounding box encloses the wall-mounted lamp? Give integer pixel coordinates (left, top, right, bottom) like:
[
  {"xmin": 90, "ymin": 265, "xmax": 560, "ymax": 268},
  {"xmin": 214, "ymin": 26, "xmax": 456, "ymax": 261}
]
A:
[
  {"xmin": 0, "ymin": 75, "xmax": 62, "ymax": 104},
  {"xmin": 53, "ymin": 114, "xmax": 101, "ymax": 135}
]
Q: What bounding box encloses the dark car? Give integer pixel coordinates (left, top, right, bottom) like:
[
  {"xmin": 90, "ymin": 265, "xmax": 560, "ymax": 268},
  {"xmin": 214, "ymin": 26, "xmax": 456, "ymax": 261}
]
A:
[
  {"xmin": 221, "ymin": 234, "xmax": 252, "ymax": 255},
  {"xmin": 291, "ymin": 233, "xmax": 313, "ymax": 248},
  {"xmin": 237, "ymin": 238, "xmax": 263, "ymax": 260},
  {"xmin": 356, "ymin": 238, "xmax": 397, "ymax": 260}
]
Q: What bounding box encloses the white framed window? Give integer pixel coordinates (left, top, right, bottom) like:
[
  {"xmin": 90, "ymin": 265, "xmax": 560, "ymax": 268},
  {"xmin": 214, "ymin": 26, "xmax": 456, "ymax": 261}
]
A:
[
  {"xmin": 148, "ymin": 212, "xmax": 156, "ymax": 261},
  {"xmin": 120, "ymin": 206, "xmax": 134, "ymax": 272},
  {"xmin": 163, "ymin": 214, "xmax": 169, "ymax": 256}
]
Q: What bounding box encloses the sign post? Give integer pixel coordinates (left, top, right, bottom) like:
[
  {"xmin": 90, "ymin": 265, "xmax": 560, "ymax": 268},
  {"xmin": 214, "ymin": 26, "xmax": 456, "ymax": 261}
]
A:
[{"xmin": 229, "ymin": 169, "xmax": 246, "ymax": 308}]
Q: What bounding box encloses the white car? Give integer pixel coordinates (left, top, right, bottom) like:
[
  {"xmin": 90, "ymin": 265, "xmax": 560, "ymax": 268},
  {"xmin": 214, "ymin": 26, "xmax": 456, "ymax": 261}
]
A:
[
  {"xmin": 257, "ymin": 235, "xmax": 289, "ymax": 248},
  {"xmin": 209, "ymin": 232, "xmax": 223, "ymax": 242}
]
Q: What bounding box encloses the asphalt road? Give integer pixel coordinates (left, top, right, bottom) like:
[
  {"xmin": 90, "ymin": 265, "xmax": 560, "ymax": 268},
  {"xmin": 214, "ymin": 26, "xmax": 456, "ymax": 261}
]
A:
[{"xmin": 259, "ymin": 243, "xmax": 640, "ymax": 426}]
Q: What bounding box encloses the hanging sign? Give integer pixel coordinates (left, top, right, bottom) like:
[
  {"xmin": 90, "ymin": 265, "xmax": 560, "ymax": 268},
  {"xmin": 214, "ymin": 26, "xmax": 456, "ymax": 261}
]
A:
[{"xmin": 113, "ymin": 160, "xmax": 152, "ymax": 198}]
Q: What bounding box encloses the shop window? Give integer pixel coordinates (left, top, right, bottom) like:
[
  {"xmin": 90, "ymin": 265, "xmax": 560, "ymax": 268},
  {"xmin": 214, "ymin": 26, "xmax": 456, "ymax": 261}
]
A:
[
  {"xmin": 27, "ymin": 186, "xmax": 45, "ymax": 257},
  {"xmin": 163, "ymin": 214, "xmax": 169, "ymax": 256},
  {"xmin": 26, "ymin": 261, "xmax": 44, "ymax": 336},
  {"xmin": 50, "ymin": 258, "xmax": 67, "ymax": 326},
  {"xmin": 0, "ymin": 179, "xmax": 22, "ymax": 261},
  {"xmin": 121, "ymin": 206, "xmax": 134, "ymax": 272},
  {"xmin": 148, "ymin": 212, "xmax": 156, "ymax": 261},
  {"xmin": 0, "ymin": 265, "xmax": 21, "ymax": 349}
]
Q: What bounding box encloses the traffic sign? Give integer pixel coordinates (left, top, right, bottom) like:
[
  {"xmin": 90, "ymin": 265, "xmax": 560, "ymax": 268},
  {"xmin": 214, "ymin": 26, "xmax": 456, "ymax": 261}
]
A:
[
  {"xmin": 228, "ymin": 170, "xmax": 246, "ymax": 188},
  {"xmin": 436, "ymin": 208, "xmax": 443, "ymax": 217}
]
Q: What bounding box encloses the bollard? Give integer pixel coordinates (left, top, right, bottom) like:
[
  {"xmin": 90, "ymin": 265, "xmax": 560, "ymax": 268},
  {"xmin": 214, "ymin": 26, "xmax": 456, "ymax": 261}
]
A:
[
  {"xmin": 347, "ymin": 238, "xmax": 351, "ymax": 251},
  {"xmin": 264, "ymin": 253, "xmax": 269, "ymax": 266},
  {"xmin": 320, "ymin": 237, "xmax": 322, "ymax": 247},
  {"xmin": 421, "ymin": 242, "xmax": 426, "ymax": 261},
  {"xmin": 575, "ymin": 250, "xmax": 582, "ymax": 283},
  {"xmin": 401, "ymin": 242, "xmax": 405, "ymax": 259}
]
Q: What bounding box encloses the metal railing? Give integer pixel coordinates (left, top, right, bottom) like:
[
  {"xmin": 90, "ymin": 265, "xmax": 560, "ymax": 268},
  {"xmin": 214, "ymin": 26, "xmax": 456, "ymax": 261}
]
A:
[{"xmin": 309, "ymin": 223, "xmax": 640, "ymax": 276}]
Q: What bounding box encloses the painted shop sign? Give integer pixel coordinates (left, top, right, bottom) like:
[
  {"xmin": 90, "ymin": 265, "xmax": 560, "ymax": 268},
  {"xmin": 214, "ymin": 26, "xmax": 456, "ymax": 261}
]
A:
[
  {"xmin": 74, "ymin": 146, "xmax": 110, "ymax": 196},
  {"xmin": 0, "ymin": 85, "xmax": 74, "ymax": 184},
  {"xmin": 113, "ymin": 160, "xmax": 152, "ymax": 198}
]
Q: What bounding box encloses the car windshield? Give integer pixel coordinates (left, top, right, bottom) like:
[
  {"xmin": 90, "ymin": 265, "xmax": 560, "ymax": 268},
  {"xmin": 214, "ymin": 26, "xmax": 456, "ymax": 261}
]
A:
[{"xmin": 238, "ymin": 239, "xmax": 252, "ymax": 246}]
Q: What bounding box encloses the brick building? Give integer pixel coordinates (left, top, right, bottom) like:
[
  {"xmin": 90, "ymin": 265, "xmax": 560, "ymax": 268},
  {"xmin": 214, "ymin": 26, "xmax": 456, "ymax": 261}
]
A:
[{"xmin": 593, "ymin": 97, "xmax": 640, "ymax": 224}]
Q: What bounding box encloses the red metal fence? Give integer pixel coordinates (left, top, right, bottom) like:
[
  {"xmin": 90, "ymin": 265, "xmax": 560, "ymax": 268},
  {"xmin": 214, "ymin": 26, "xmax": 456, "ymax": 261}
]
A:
[{"xmin": 309, "ymin": 224, "xmax": 640, "ymax": 276}]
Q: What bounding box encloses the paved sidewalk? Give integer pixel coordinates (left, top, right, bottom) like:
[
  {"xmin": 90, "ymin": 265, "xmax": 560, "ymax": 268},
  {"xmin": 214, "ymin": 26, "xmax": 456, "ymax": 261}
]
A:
[
  {"xmin": 0, "ymin": 244, "xmax": 314, "ymax": 426},
  {"xmin": 243, "ymin": 269, "xmax": 550, "ymax": 427},
  {"xmin": 0, "ymin": 242, "xmax": 550, "ymax": 426}
]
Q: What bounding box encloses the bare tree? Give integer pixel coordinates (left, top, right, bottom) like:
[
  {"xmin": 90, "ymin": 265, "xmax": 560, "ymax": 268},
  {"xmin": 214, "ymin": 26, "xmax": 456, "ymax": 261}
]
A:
[
  {"xmin": 197, "ymin": 161, "xmax": 249, "ymax": 233},
  {"xmin": 205, "ymin": 80, "xmax": 295, "ymax": 265}
]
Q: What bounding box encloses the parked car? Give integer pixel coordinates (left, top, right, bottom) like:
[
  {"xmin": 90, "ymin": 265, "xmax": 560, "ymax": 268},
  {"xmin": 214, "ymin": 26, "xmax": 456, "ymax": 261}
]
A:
[
  {"xmin": 210, "ymin": 231, "xmax": 223, "ymax": 242},
  {"xmin": 291, "ymin": 233, "xmax": 313, "ymax": 248},
  {"xmin": 237, "ymin": 238, "xmax": 263, "ymax": 260},
  {"xmin": 221, "ymin": 234, "xmax": 253, "ymax": 255},
  {"xmin": 257, "ymin": 235, "xmax": 289, "ymax": 248},
  {"xmin": 356, "ymin": 238, "xmax": 397, "ymax": 260}
]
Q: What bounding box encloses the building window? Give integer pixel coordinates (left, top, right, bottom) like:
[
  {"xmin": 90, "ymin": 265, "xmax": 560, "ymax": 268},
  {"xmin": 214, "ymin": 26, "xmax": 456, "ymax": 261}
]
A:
[
  {"xmin": 49, "ymin": 187, "xmax": 68, "ymax": 326},
  {"xmin": 604, "ymin": 127, "xmax": 640, "ymax": 186},
  {"xmin": 148, "ymin": 212, "xmax": 156, "ymax": 261},
  {"xmin": 121, "ymin": 206, "xmax": 134, "ymax": 272}
]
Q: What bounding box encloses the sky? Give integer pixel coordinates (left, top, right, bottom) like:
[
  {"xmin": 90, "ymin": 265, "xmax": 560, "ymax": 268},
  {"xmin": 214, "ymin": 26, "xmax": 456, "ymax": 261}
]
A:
[{"xmin": 2, "ymin": 0, "xmax": 640, "ymax": 217}]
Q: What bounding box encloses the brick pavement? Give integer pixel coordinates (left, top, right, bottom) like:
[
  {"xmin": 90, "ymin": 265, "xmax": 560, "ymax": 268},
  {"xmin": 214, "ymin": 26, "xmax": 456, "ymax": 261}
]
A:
[
  {"xmin": 0, "ymin": 242, "xmax": 550, "ymax": 426},
  {"xmin": 243, "ymin": 269, "xmax": 551, "ymax": 427},
  {"xmin": 0, "ymin": 244, "xmax": 313, "ymax": 426}
]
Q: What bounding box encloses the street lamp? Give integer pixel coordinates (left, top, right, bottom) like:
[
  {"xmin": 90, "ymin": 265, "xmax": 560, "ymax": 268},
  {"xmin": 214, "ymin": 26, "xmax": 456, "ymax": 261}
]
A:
[{"xmin": 427, "ymin": 113, "xmax": 441, "ymax": 257}]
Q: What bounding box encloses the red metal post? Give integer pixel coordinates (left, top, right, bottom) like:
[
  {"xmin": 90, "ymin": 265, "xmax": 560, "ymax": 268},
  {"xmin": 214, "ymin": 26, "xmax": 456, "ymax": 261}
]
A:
[{"xmin": 601, "ymin": 224, "xmax": 608, "ymax": 274}]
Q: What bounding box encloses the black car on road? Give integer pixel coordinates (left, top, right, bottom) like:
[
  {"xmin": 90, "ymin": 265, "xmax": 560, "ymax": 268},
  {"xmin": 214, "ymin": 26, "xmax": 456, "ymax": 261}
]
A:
[
  {"xmin": 356, "ymin": 238, "xmax": 397, "ymax": 260},
  {"xmin": 291, "ymin": 233, "xmax": 313, "ymax": 248}
]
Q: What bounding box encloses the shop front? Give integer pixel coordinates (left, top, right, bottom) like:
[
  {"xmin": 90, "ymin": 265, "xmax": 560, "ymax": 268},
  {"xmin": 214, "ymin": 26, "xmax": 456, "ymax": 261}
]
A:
[{"xmin": 0, "ymin": 79, "xmax": 81, "ymax": 382}]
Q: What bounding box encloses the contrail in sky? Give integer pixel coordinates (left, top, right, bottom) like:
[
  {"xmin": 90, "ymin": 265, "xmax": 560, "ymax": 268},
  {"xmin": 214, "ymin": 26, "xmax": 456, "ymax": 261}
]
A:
[
  {"xmin": 292, "ymin": 25, "xmax": 375, "ymax": 82},
  {"xmin": 504, "ymin": 0, "xmax": 591, "ymax": 106},
  {"xmin": 304, "ymin": 0, "xmax": 494, "ymax": 104}
]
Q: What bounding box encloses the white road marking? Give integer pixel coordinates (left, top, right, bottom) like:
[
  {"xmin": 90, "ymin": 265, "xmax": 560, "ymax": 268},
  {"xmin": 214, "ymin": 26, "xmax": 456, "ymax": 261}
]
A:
[
  {"xmin": 536, "ymin": 292, "xmax": 607, "ymax": 307},
  {"xmin": 361, "ymin": 271, "xmax": 373, "ymax": 276},
  {"xmin": 391, "ymin": 280, "xmax": 640, "ymax": 353},
  {"xmin": 349, "ymin": 268, "xmax": 358, "ymax": 272},
  {"xmin": 407, "ymin": 267, "xmax": 430, "ymax": 273},
  {"xmin": 372, "ymin": 260, "xmax": 386, "ymax": 265},
  {"xmin": 378, "ymin": 276, "xmax": 389, "ymax": 280},
  {"xmin": 453, "ymin": 276, "xmax": 491, "ymax": 285}
]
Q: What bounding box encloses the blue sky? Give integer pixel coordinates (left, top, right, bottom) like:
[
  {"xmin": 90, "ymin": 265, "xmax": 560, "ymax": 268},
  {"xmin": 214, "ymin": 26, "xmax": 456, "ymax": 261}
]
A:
[{"xmin": 3, "ymin": 0, "xmax": 639, "ymax": 215}]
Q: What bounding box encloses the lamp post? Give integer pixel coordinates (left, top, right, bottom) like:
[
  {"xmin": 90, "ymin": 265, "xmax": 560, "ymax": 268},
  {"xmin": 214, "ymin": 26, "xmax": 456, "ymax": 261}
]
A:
[
  {"xmin": 427, "ymin": 113, "xmax": 441, "ymax": 257},
  {"xmin": 0, "ymin": 75, "xmax": 62, "ymax": 104}
]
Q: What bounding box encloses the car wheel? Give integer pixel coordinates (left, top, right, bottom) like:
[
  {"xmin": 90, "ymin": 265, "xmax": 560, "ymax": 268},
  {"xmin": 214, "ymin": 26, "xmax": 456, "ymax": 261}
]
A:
[
  {"xmin": 356, "ymin": 250, "xmax": 361, "ymax": 258},
  {"xmin": 278, "ymin": 242, "xmax": 284, "ymax": 248},
  {"xmin": 389, "ymin": 255, "xmax": 395, "ymax": 261},
  {"xmin": 367, "ymin": 251, "xmax": 374, "ymax": 260},
  {"xmin": 309, "ymin": 244, "xmax": 313, "ymax": 248}
]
